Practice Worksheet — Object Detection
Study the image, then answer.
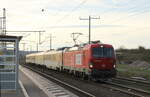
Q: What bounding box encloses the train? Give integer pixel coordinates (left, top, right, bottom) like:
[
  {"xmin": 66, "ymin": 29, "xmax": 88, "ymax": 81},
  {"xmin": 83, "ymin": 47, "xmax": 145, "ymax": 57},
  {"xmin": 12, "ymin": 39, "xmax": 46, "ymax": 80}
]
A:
[{"xmin": 26, "ymin": 41, "xmax": 117, "ymax": 80}]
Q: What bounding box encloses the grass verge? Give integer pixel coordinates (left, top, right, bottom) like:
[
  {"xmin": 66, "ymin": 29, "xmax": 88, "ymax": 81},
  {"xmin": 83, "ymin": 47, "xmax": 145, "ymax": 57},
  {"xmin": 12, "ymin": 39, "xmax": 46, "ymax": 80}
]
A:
[{"xmin": 117, "ymin": 64, "xmax": 150, "ymax": 80}]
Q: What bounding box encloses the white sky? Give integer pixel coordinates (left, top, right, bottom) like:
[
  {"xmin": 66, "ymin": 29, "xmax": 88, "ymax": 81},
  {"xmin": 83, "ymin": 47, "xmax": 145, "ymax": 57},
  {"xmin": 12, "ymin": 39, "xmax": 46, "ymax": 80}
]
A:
[{"xmin": 0, "ymin": 0, "xmax": 150, "ymax": 51}]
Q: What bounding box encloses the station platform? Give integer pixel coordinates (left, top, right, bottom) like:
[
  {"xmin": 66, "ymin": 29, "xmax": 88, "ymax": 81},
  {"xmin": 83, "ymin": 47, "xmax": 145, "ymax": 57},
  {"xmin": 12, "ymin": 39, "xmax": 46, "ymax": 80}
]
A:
[
  {"xmin": 1, "ymin": 70, "xmax": 49, "ymax": 97},
  {"xmin": 1, "ymin": 66, "xmax": 78, "ymax": 97},
  {"xmin": 19, "ymin": 70, "xmax": 49, "ymax": 97}
]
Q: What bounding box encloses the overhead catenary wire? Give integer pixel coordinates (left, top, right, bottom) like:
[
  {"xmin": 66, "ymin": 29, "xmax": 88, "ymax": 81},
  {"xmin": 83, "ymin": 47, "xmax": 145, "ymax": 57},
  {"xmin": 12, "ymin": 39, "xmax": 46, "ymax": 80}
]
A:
[
  {"xmin": 55, "ymin": 0, "xmax": 88, "ymax": 23},
  {"xmin": 107, "ymin": 7, "xmax": 150, "ymax": 25},
  {"xmin": 39, "ymin": 0, "xmax": 88, "ymax": 46},
  {"xmin": 40, "ymin": 3, "xmax": 150, "ymax": 46},
  {"xmin": 42, "ymin": 0, "xmax": 88, "ymax": 30},
  {"xmin": 44, "ymin": 2, "xmax": 150, "ymax": 30},
  {"xmin": 40, "ymin": 8, "xmax": 150, "ymax": 50},
  {"xmin": 10, "ymin": 1, "xmax": 150, "ymax": 51},
  {"xmin": 98, "ymin": 2, "xmax": 150, "ymax": 16}
]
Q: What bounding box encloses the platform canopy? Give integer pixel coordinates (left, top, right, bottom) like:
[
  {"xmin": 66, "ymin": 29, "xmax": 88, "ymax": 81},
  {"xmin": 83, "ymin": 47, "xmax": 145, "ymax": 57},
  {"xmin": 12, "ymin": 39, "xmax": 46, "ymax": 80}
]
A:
[{"xmin": 0, "ymin": 35, "xmax": 22, "ymax": 42}]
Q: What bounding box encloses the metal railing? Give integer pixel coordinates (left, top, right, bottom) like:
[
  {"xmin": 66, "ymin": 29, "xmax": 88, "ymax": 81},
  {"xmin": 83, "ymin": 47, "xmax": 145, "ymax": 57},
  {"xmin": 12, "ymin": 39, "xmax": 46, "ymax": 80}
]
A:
[{"xmin": 0, "ymin": 38, "xmax": 19, "ymax": 91}]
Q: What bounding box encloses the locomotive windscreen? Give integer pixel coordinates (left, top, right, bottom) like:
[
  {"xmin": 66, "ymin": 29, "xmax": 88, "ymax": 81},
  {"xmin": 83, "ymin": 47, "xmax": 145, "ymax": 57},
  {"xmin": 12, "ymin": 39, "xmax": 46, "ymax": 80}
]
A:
[{"xmin": 92, "ymin": 47, "xmax": 114, "ymax": 58}]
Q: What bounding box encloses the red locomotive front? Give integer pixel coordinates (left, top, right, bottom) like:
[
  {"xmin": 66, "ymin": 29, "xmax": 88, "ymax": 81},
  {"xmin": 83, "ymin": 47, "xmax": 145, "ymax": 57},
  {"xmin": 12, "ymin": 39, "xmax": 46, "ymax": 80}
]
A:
[
  {"xmin": 63, "ymin": 42, "xmax": 117, "ymax": 80},
  {"xmin": 88, "ymin": 44, "xmax": 117, "ymax": 79}
]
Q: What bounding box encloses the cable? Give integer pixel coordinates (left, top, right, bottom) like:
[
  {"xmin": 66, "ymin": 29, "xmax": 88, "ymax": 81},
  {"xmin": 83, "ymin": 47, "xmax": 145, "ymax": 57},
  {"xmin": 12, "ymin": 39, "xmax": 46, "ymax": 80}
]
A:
[
  {"xmin": 38, "ymin": 0, "xmax": 88, "ymax": 46},
  {"xmin": 44, "ymin": 0, "xmax": 88, "ymax": 29},
  {"xmin": 109, "ymin": 7, "xmax": 150, "ymax": 24},
  {"xmin": 56, "ymin": 0, "xmax": 87, "ymax": 23}
]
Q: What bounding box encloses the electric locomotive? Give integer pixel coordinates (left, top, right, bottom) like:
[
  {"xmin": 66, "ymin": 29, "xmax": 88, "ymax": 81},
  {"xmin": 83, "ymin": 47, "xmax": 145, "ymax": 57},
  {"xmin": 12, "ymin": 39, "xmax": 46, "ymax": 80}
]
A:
[{"xmin": 63, "ymin": 41, "xmax": 117, "ymax": 80}]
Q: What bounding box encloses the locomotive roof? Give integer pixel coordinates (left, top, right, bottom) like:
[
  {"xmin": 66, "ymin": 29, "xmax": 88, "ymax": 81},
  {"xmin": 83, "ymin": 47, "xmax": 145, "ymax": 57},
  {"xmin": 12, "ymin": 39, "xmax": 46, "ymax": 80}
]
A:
[
  {"xmin": 66, "ymin": 43, "xmax": 113, "ymax": 51},
  {"xmin": 90, "ymin": 43, "xmax": 113, "ymax": 47},
  {"xmin": 83, "ymin": 43, "xmax": 113, "ymax": 48}
]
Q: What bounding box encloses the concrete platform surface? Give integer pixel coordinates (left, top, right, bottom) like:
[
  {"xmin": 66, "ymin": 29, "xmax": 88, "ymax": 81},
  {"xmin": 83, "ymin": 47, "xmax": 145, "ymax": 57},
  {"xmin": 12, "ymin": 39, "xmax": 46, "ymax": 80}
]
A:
[
  {"xmin": 0, "ymin": 70, "xmax": 48, "ymax": 97},
  {"xmin": 20, "ymin": 66, "xmax": 78, "ymax": 97},
  {"xmin": 19, "ymin": 70, "xmax": 49, "ymax": 97}
]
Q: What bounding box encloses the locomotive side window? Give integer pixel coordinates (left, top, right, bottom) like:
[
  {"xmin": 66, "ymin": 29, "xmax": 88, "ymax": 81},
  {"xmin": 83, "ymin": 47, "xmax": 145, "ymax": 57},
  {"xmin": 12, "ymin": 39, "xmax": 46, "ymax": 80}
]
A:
[{"xmin": 92, "ymin": 47, "xmax": 114, "ymax": 58}]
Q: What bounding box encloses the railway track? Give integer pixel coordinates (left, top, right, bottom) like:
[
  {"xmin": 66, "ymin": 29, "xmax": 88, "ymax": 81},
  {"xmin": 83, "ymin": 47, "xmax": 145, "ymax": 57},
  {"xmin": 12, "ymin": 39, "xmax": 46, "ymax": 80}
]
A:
[
  {"xmin": 114, "ymin": 77, "xmax": 150, "ymax": 85},
  {"xmin": 22, "ymin": 64, "xmax": 150, "ymax": 97},
  {"xmin": 105, "ymin": 77, "xmax": 150, "ymax": 97},
  {"xmin": 105, "ymin": 81, "xmax": 150, "ymax": 97},
  {"xmin": 22, "ymin": 65, "xmax": 95, "ymax": 97}
]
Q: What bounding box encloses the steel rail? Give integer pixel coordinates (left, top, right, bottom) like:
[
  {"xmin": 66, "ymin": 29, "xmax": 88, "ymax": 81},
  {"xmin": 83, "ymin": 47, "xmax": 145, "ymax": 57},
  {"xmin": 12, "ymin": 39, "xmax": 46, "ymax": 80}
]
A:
[
  {"xmin": 115, "ymin": 77, "xmax": 150, "ymax": 85},
  {"xmin": 22, "ymin": 65, "xmax": 96, "ymax": 97},
  {"xmin": 105, "ymin": 81, "xmax": 150, "ymax": 97},
  {"xmin": 101, "ymin": 84, "xmax": 144, "ymax": 97}
]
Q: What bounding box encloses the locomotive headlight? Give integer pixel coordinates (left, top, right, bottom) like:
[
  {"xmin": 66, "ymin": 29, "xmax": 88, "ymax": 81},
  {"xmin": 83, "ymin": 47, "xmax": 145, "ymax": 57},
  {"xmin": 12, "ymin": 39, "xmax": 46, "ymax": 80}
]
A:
[
  {"xmin": 89, "ymin": 62, "xmax": 94, "ymax": 68},
  {"xmin": 113, "ymin": 65, "xmax": 116, "ymax": 68},
  {"xmin": 89, "ymin": 65, "xmax": 93, "ymax": 68}
]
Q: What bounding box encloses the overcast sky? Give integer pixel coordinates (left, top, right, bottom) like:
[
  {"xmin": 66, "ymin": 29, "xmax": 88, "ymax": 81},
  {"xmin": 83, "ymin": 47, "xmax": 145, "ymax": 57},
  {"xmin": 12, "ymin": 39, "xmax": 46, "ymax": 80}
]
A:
[{"xmin": 0, "ymin": 0, "xmax": 150, "ymax": 51}]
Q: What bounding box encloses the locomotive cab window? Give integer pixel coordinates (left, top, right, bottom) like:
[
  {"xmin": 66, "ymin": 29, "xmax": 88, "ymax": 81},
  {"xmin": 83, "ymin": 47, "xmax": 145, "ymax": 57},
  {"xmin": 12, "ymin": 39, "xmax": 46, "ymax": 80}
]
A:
[{"xmin": 92, "ymin": 47, "xmax": 114, "ymax": 58}]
